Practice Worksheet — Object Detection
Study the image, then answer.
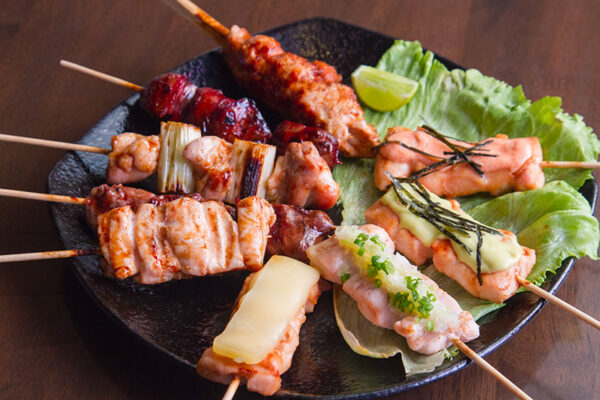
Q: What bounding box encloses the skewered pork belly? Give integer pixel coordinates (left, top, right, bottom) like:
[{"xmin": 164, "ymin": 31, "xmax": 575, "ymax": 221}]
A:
[
  {"xmin": 365, "ymin": 182, "xmax": 536, "ymax": 303},
  {"xmin": 266, "ymin": 141, "xmax": 340, "ymax": 210},
  {"xmin": 197, "ymin": 256, "xmax": 321, "ymax": 396},
  {"xmin": 375, "ymin": 126, "xmax": 545, "ymax": 197},
  {"xmin": 97, "ymin": 196, "xmax": 274, "ymax": 284},
  {"xmin": 307, "ymin": 224, "xmax": 479, "ymax": 355},
  {"xmin": 223, "ymin": 26, "xmax": 381, "ymax": 158},
  {"xmin": 139, "ymin": 73, "xmax": 272, "ymax": 143}
]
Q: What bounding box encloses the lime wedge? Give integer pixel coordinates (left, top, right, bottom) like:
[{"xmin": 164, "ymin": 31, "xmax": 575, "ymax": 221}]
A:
[{"xmin": 351, "ymin": 65, "xmax": 418, "ymax": 112}]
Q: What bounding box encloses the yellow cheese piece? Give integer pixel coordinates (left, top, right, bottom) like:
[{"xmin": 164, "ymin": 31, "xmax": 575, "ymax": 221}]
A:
[{"xmin": 212, "ymin": 255, "xmax": 320, "ymax": 365}]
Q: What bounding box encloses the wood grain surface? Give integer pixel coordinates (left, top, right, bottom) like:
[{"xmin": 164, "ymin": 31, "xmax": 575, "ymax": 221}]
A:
[{"xmin": 1, "ymin": 1, "xmax": 599, "ymax": 399}]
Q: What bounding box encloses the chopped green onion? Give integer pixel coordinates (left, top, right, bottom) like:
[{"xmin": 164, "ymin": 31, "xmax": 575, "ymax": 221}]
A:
[
  {"xmin": 427, "ymin": 320, "xmax": 435, "ymax": 332},
  {"xmin": 340, "ymin": 272, "xmax": 351, "ymax": 283}
]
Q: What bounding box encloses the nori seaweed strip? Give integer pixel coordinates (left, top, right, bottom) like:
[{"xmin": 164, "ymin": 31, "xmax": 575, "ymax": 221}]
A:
[
  {"xmin": 387, "ymin": 173, "xmax": 501, "ymax": 285},
  {"xmin": 406, "ymin": 140, "xmax": 496, "ymax": 180},
  {"xmin": 421, "ymin": 125, "xmax": 485, "ymax": 176}
]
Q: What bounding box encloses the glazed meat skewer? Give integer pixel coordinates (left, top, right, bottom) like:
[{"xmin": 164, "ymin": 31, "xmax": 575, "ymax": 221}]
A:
[
  {"xmin": 58, "ymin": 60, "xmax": 341, "ymax": 169},
  {"xmin": 174, "ymin": 0, "xmax": 382, "ymax": 158}
]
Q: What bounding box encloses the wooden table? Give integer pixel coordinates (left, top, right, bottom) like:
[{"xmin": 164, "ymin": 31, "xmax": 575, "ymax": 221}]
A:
[{"xmin": 1, "ymin": 1, "xmax": 598, "ymax": 398}]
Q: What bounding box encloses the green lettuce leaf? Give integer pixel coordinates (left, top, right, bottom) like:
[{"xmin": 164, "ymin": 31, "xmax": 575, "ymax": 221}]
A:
[
  {"xmin": 331, "ymin": 40, "xmax": 600, "ymax": 370},
  {"xmin": 469, "ymin": 181, "xmax": 599, "ymax": 285},
  {"xmin": 363, "ymin": 40, "xmax": 600, "ymax": 189}
]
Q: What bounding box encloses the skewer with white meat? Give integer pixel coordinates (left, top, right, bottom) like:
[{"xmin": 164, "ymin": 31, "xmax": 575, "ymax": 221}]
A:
[
  {"xmin": 366, "ymin": 178, "xmax": 536, "ymax": 304},
  {"xmin": 98, "ymin": 196, "xmax": 274, "ymax": 283},
  {"xmin": 197, "ymin": 255, "xmax": 321, "ymax": 396},
  {"xmin": 0, "ymin": 184, "xmax": 336, "ymax": 266},
  {"xmin": 307, "ymin": 224, "xmax": 479, "ymax": 355}
]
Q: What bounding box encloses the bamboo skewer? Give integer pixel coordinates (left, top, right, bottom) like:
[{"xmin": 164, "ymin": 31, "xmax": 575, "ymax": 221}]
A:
[
  {"xmin": 0, "ymin": 249, "xmax": 101, "ymax": 263},
  {"xmin": 540, "ymin": 160, "xmax": 600, "ymax": 169},
  {"xmin": 60, "ymin": 60, "xmax": 144, "ymax": 92},
  {"xmin": 0, "ymin": 188, "xmax": 86, "ymax": 205},
  {"xmin": 221, "ymin": 378, "xmax": 240, "ymax": 400},
  {"xmin": 175, "ymin": 0, "xmax": 229, "ymax": 43},
  {"xmin": 0, "ymin": 133, "xmax": 109, "ymax": 155},
  {"xmin": 516, "ymin": 275, "xmax": 600, "ymax": 330},
  {"xmin": 451, "ymin": 339, "xmax": 533, "ymax": 400}
]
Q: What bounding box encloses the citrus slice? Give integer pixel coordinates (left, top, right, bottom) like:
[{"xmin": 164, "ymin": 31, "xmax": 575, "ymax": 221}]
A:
[{"xmin": 351, "ymin": 65, "xmax": 418, "ymax": 112}]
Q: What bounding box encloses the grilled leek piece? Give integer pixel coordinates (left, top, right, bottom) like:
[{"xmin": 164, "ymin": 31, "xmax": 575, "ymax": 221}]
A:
[
  {"xmin": 224, "ymin": 139, "xmax": 277, "ymax": 204},
  {"xmin": 157, "ymin": 121, "xmax": 202, "ymax": 193}
]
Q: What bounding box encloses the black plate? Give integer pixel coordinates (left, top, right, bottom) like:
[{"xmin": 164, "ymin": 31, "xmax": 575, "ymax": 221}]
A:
[{"xmin": 47, "ymin": 18, "xmax": 597, "ymax": 399}]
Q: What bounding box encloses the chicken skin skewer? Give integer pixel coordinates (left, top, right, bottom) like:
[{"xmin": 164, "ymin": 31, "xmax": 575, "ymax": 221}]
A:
[{"xmin": 98, "ymin": 196, "xmax": 274, "ymax": 284}]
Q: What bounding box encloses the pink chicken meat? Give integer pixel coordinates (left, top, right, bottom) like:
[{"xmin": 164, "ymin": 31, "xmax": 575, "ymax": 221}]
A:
[
  {"xmin": 306, "ymin": 224, "xmax": 479, "ymax": 355},
  {"xmin": 375, "ymin": 127, "xmax": 545, "ymax": 197}
]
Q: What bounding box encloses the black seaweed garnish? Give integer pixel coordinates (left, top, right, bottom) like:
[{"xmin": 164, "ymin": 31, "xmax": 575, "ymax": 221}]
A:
[
  {"xmin": 387, "ymin": 173, "xmax": 499, "ymax": 285},
  {"xmin": 382, "ymin": 125, "xmax": 498, "ymax": 180}
]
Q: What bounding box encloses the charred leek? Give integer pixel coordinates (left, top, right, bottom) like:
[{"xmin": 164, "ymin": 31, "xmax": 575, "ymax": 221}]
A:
[
  {"xmin": 224, "ymin": 139, "xmax": 276, "ymax": 204},
  {"xmin": 157, "ymin": 121, "xmax": 202, "ymax": 193}
]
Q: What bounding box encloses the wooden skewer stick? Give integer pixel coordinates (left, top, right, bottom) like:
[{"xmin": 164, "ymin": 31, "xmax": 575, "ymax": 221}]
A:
[
  {"xmin": 60, "ymin": 60, "xmax": 144, "ymax": 92},
  {"xmin": 451, "ymin": 339, "xmax": 533, "ymax": 400},
  {"xmin": 0, "ymin": 188, "xmax": 86, "ymax": 205},
  {"xmin": 175, "ymin": 0, "xmax": 229, "ymax": 44},
  {"xmin": 0, "ymin": 248, "xmax": 101, "ymax": 263},
  {"xmin": 516, "ymin": 275, "xmax": 600, "ymax": 331},
  {"xmin": 540, "ymin": 160, "xmax": 600, "ymax": 169},
  {"xmin": 221, "ymin": 377, "xmax": 240, "ymax": 400},
  {"xmin": 0, "ymin": 133, "xmax": 109, "ymax": 154}
]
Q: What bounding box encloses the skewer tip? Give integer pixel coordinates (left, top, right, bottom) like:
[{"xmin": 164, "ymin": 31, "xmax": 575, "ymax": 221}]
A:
[{"xmin": 221, "ymin": 377, "xmax": 240, "ymax": 400}]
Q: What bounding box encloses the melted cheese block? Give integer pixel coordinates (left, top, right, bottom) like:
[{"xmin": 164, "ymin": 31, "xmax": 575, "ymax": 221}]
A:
[{"xmin": 212, "ymin": 256, "xmax": 320, "ymax": 365}]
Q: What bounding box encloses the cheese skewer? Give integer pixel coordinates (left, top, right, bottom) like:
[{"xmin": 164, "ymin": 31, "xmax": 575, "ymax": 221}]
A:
[{"xmin": 197, "ymin": 256, "xmax": 321, "ymax": 397}]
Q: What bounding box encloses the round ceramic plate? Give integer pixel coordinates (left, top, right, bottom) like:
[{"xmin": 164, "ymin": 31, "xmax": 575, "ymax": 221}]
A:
[{"xmin": 47, "ymin": 18, "xmax": 597, "ymax": 399}]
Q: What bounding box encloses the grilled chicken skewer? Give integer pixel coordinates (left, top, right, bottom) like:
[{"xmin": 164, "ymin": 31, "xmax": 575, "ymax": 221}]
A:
[
  {"xmin": 375, "ymin": 126, "xmax": 600, "ymax": 198},
  {"xmin": 174, "ymin": 0, "xmax": 381, "ymax": 158},
  {"xmin": 0, "ymin": 185, "xmax": 336, "ymax": 266},
  {"xmin": 305, "ymin": 224, "xmax": 532, "ymax": 400},
  {"xmin": 365, "ymin": 179, "xmax": 600, "ymax": 330},
  {"xmin": 0, "ymin": 123, "xmax": 340, "ymax": 210},
  {"xmin": 197, "ymin": 255, "xmax": 321, "ymax": 397}
]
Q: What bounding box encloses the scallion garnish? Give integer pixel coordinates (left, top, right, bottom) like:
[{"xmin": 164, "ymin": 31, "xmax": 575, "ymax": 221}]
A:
[{"xmin": 340, "ymin": 271, "xmax": 351, "ymax": 283}]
